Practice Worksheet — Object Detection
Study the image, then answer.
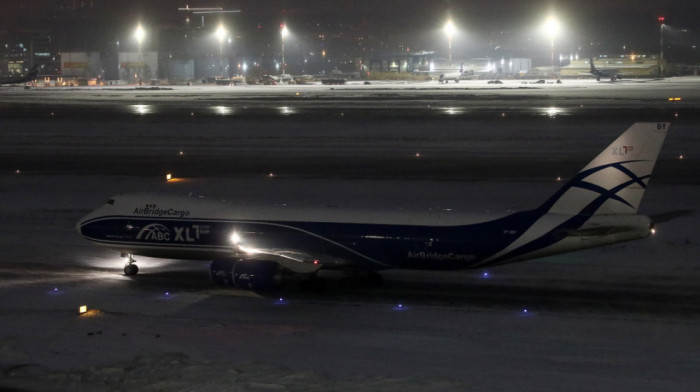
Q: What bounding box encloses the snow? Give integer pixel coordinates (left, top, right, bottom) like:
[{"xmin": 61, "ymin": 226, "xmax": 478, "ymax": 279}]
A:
[{"xmin": 1, "ymin": 82, "xmax": 699, "ymax": 391}]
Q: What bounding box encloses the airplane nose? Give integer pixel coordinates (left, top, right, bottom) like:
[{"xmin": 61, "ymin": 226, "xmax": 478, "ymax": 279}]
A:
[
  {"xmin": 76, "ymin": 209, "xmax": 98, "ymax": 236},
  {"xmin": 76, "ymin": 215, "xmax": 87, "ymax": 235}
]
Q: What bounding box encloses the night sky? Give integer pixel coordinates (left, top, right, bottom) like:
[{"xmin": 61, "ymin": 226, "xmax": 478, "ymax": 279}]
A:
[{"xmin": 2, "ymin": 0, "xmax": 698, "ymax": 60}]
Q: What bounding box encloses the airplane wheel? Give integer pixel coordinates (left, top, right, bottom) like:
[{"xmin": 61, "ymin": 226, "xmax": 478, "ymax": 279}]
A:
[{"xmin": 124, "ymin": 263, "xmax": 139, "ymax": 276}]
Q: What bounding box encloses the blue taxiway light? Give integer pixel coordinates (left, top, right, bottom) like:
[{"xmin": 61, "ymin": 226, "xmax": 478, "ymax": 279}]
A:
[{"xmin": 159, "ymin": 291, "xmax": 174, "ymax": 299}]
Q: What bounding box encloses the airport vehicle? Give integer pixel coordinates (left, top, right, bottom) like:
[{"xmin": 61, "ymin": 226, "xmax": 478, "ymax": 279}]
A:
[
  {"xmin": 0, "ymin": 65, "xmax": 40, "ymax": 85},
  {"xmin": 590, "ymin": 57, "xmax": 622, "ymax": 82},
  {"xmin": 78, "ymin": 123, "xmax": 669, "ymax": 290}
]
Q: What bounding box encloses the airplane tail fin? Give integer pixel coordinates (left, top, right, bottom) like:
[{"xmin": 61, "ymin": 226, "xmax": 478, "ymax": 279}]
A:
[
  {"xmin": 589, "ymin": 57, "xmax": 596, "ymax": 71},
  {"xmin": 538, "ymin": 122, "xmax": 669, "ymax": 216}
]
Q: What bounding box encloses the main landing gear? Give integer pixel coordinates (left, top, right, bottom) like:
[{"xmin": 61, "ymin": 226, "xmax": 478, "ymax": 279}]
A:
[{"xmin": 122, "ymin": 253, "xmax": 139, "ymax": 276}]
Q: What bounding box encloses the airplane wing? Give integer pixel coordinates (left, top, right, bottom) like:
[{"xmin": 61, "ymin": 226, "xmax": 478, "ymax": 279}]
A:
[{"xmin": 234, "ymin": 246, "xmax": 325, "ymax": 274}]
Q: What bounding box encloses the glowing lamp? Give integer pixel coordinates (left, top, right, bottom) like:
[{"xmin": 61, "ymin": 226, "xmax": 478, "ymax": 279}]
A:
[
  {"xmin": 79, "ymin": 305, "xmax": 88, "ymax": 314},
  {"xmin": 166, "ymin": 173, "xmax": 172, "ymax": 181},
  {"xmin": 444, "ymin": 20, "xmax": 456, "ymax": 38}
]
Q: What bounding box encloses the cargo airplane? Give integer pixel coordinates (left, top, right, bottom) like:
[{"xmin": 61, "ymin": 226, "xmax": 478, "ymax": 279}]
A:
[{"xmin": 78, "ymin": 122, "xmax": 669, "ymax": 290}]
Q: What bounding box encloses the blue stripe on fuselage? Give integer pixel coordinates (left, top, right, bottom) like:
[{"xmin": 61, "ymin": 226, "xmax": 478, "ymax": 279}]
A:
[{"xmin": 79, "ymin": 211, "xmax": 546, "ymax": 270}]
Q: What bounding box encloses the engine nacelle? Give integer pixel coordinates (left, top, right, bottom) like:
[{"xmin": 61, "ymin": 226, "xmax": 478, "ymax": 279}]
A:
[
  {"xmin": 210, "ymin": 258, "xmax": 282, "ymax": 291},
  {"xmin": 232, "ymin": 259, "xmax": 282, "ymax": 291},
  {"xmin": 210, "ymin": 258, "xmax": 236, "ymax": 286}
]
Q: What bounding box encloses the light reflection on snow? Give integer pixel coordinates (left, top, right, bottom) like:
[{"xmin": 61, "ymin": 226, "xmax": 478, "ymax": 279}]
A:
[
  {"xmin": 442, "ymin": 107, "xmax": 464, "ymax": 116},
  {"xmin": 212, "ymin": 106, "xmax": 233, "ymax": 115},
  {"xmin": 541, "ymin": 107, "xmax": 568, "ymax": 118},
  {"xmin": 279, "ymin": 106, "xmax": 296, "ymax": 115},
  {"xmin": 130, "ymin": 104, "xmax": 152, "ymax": 115}
]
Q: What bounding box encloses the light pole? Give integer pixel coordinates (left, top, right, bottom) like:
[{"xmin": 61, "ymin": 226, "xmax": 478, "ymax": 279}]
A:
[
  {"xmin": 134, "ymin": 24, "xmax": 145, "ymax": 83},
  {"xmin": 658, "ymin": 16, "xmax": 665, "ymax": 77},
  {"xmin": 444, "ymin": 20, "xmax": 456, "ymax": 69},
  {"xmin": 281, "ymin": 24, "xmax": 289, "ymax": 75},
  {"xmin": 543, "ymin": 15, "xmax": 560, "ymax": 78},
  {"xmin": 216, "ymin": 24, "xmax": 227, "ymax": 78}
]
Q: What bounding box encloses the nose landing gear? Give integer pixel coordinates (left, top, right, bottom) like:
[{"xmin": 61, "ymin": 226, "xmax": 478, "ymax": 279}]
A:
[{"xmin": 122, "ymin": 253, "xmax": 139, "ymax": 276}]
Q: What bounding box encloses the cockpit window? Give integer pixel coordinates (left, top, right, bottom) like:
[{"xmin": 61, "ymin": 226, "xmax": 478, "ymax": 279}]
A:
[{"xmin": 107, "ymin": 199, "xmax": 115, "ymax": 205}]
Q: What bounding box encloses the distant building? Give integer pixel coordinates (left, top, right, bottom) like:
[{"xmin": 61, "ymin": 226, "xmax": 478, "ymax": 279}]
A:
[
  {"xmin": 118, "ymin": 52, "xmax": 158, "ymax": 82},
  {"xmin": 368, "ymin": 51, "xmax": 434, "ymax": 73},
  {"xmin": 60, "ymin": 52, "xmax": 101, "ymax": 78}
]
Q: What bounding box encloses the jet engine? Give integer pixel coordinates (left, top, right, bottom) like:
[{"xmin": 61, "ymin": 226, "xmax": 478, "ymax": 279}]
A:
[{"xmin": 210, "ymin": 258, "xmax": 282, "ymax": 291}]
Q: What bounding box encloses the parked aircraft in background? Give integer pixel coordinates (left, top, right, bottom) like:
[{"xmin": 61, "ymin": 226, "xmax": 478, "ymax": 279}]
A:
[
  {"xmin": 438, "ymin": 64, "xmax": 465, "ymax": 83},
  {"xmin": 78, "ymin": 122, "xmax": 669, "ymax": 291},
  {"xmin": 590, "ymin": 57, "xmax": 622, "ymax": 82}
]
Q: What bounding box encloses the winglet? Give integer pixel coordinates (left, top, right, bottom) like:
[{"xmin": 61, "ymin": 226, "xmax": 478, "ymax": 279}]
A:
[{"xmin": 540, "ymin": 122, "xmax": 670, "ymax": 216}]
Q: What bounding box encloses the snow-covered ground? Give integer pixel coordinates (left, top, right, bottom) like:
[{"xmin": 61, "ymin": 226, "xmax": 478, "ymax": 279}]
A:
[{"xmin": 0, "ymin": 85, "xmax": 698, "ymax": 391}]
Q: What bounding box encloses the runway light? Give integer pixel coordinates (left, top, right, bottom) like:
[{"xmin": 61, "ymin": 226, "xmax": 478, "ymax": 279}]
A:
[
  {"xmin": 15, "ymin": 169, "xmax": 21, "ymax": 174},
  {"xmin": 268, "ymin": 172, "xmax": 275, "ymax": 177},
  {"xmin": 481, "ymin": 271, "xmax": 490, "ymax": 279},
  {"xmin": 556, "ymin": 176, "xmax": 562, "ymax": 182},
  {"xmin": 393, "ymin": 303, "xmax": 408, "ymax": 311},
  {"xmin": 179, "ymin": 150, "xmax": 184, "ymax": 156},
  {"xmin": 415, "ymin": 152, "xmax": 421, "ymax": 158},
  {"xmin": 651, "ymin": 228, "xmax": 656, "ymax": 235},
  {"xmin": 79, "ymin": 305, "xmax": 88, "ymax": 314},
  {"xmin": 166, "ymin": 173, "xmax": 173, "ymax": 181},
  {"xmin": 275, "ymin": 297, "xmax": 289, "ymax": 305},
  {"xmin": 679, "ymin": 154, "xmax": 684, "ymax": 160}
]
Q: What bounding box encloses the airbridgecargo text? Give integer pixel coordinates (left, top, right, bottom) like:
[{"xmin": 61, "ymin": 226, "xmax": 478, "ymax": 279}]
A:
[{"xmin": 133, "ymin": 204, "xmax": 190, "ymax": 218}]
